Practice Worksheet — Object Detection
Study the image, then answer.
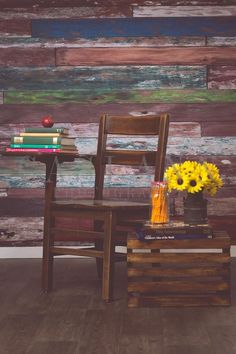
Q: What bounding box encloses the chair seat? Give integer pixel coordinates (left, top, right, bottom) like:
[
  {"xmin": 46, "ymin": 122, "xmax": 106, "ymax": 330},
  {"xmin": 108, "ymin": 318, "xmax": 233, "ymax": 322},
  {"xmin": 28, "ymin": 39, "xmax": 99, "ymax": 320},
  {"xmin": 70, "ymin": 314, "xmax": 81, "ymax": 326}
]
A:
[{"xmin": 52, "ymin": 199, "xmax": 150, "ymax": 211}]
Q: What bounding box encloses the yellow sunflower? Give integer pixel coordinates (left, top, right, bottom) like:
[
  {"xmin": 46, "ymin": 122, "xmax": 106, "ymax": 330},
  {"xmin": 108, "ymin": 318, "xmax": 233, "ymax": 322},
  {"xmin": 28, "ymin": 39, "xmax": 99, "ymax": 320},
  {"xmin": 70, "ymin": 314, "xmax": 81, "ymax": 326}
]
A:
[
  {"xmin": 187, "ymin": 172, "xmax": 204, "ymax": 193},
  {"xmin": 168, "ymin": 172, "xmax": 189, "ymax": 192},
  {"xmin": 164, "ymin": 160, "xmax": 223, "ymax": 196}
]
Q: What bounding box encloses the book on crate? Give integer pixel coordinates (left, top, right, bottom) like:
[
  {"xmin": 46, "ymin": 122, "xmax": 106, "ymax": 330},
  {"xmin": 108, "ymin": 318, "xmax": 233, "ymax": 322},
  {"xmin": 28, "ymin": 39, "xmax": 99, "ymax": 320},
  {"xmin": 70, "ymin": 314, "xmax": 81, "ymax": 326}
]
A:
[{"xmin": 136, "ymin": 221, "xmax": 213, "ymax": 241}]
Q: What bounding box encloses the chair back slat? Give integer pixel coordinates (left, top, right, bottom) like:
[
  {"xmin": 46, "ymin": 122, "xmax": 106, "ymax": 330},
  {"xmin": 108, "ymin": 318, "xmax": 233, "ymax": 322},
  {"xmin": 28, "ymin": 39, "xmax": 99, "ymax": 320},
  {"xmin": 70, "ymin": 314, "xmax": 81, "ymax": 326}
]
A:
[
  {"xmin": 103, "ymin": 150, "xmax": 157, "ymax": 166},
  {"xmin": 105, "ymin": 115, "xmax": 160, "ymax": 135},
  {"xmin": 94, "ymin": 113, "xmax": 169, "ymax": 200}
]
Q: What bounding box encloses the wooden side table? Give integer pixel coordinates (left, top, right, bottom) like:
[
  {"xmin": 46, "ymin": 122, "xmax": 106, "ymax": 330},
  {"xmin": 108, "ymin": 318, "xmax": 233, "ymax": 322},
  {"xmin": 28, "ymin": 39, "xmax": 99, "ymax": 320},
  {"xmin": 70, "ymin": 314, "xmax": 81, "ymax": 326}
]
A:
[{"xmin": 127, "ymin": 229, "xmax": 231, "ymax": 307}]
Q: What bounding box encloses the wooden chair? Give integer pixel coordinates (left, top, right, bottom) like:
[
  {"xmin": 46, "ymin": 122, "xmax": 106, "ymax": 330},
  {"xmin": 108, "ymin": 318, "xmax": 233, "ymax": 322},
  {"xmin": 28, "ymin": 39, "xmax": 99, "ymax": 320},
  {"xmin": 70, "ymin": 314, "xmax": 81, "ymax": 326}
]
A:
[{"xmin": 42, "ymin": 113, "xmax": 169, "ymax": 302}]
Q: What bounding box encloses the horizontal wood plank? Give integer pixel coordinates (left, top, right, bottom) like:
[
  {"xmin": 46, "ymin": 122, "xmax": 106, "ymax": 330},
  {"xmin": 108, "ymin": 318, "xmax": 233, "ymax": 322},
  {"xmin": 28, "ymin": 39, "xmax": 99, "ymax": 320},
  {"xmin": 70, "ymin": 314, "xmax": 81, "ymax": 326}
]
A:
[
  {"xmin": 128, "ymin": 280, "xmax": 229, "ymax": 293},
  {"xmin": 0, "ymin": 121, "xmax": 201, "ymax": 139},
  {"xmin": 128, "ymin": 295, "xmax": 230, "ymax": 307},
  {"xmin": 1, "ymin": 103, "xmax": 236, "ymax": 124},
  {"xmin": 127, "ymin": 238, "xmax": 230, "ymax": 250},
  {"xmin": 0, "ymin": 216, "xmax": 43, "ymax": 245},
  {"xmin": 201, "ymin": 121, "xmax": 236, "ymax": 136},
  {"xmin": 4, "ymin": 89, "xmax": 236, "ymax": 104},
  {"xmin": 0, "ymin": 48, "xmax": 55, "ymax": 66},
  {"xmin": 47, "ymin": 136, "xmax": 236, "ymax": 156},
  {"xmin": 208, "ymin": 65, "xmax": 236, "ymax": 89},
  {"xmin": 56, "ymin": 47, "xmax": 236, "ymax": 66},
  {"xmin": 0, "ymin": 19, "xmax": 31, "ymax": 36},
  {"xmin": 127, "ymin": 252, "xmax": 230, "ymax": 264},
  {"xmin": 32, "ymin": 18, "xmax": 236, "ymax": 39},
  {"xmin": 128, "ymin": 266, "xmax": 229, "ymax": 278},
  {"xmin": 1, "ymin": 0, "xmax": 236, "ymax": 7},
  {"xmin": 134, "ymin": 6, "xmax": 236, "ymax": 17},
  {"xmin": 207, "ymin": 37, "xmax": 236, "ymax": 46},
  {"xmin": 2, "ymin": 153, "xmax": 235, "ymax": 180},
  {"xmin": 0, "ymin": 36, "xmax": 206, "ymax": 48},
  {"xmin": 0, "ymin": 7, "xmax": 131, "ymax": 19},
  {"xmin": 0, "ymin": 199, "xmax": 235, "ymax": 243},
  {"xmin": 0, "ymin": 66, "xmax": 206, "ymax": 90}
]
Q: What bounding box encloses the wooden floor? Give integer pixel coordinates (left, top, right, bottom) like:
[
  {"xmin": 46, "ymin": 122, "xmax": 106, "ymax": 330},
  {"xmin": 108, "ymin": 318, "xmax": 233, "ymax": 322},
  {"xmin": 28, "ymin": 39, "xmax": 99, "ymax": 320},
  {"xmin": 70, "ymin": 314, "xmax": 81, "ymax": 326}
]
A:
[{"xmin": 0, "ymin": 258, "xmax": 236, "ymax": 354}]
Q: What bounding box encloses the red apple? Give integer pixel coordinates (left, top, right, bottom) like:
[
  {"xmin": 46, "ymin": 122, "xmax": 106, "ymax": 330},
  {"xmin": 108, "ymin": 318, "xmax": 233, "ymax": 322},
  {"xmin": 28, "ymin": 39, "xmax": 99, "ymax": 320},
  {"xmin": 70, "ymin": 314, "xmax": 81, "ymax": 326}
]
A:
[{"xmin": 42, "ymin": 115, "xmax": 54, "ymax": 128}]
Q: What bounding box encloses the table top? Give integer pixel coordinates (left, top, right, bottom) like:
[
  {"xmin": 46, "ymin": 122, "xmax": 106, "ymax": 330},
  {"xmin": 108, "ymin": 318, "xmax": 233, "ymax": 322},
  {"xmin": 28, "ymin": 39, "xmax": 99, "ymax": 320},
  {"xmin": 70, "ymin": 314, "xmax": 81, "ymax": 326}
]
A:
[
  {"xmin": 2, "ymin": 149, "xmax": 95, "ymax": 163},
  {"xmin": 3, "ymin": 149, "xmax": 79, "ymax": 157}
]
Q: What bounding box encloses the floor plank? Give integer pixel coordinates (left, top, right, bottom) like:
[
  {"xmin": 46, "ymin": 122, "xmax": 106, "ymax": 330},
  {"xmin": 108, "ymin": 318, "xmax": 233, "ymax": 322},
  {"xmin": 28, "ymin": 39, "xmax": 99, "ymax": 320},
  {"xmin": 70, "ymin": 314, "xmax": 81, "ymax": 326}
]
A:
[{"xmin": 0, "ymin": 258, "xmax": 236, "ymax": 354}]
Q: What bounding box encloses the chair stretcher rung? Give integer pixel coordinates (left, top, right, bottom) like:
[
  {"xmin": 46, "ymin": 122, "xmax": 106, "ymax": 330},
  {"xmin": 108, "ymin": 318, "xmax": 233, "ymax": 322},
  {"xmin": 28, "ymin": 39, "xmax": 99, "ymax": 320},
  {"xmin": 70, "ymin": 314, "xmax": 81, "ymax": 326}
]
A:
[
  {"xmin": 51, "ymin": 246, "xmax": 104, "ymax": 258},
  {"xmin": 50, "ymin": 227, "xmax": 105, "ymax": 239}
]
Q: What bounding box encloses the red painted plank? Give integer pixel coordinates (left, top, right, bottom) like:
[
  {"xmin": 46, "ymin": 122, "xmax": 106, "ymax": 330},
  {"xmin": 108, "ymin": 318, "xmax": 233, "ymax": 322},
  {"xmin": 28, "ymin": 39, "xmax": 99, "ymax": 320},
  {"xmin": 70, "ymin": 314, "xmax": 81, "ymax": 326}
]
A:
[
  {"xmin": 0, "ymin": 122, "xmax": 200, "ymax": 138},
  {"xmin": 201, "ymin": 121, "xmax": 236, "ymax": 136},
  {"xmin": 56, "ymin": 47, "xmax": 236, "ymax": 66},
  {"xmin": 2, "ymin": 0, "xmax": 236, "ymax": 7},
  {"xmin": 0, "ymin": 103, "xmax": 236, "ymax": 124},
  {"xmin": 0, "ymin": 48, "xmax": 55, "ymax": 66},
  {"xmin": 0, "ymin": 19, "xmax": 31, "ymax": 36},
  {"xmin": 208, "ymin": 65, "xmax": 236, "ymax": 89}
]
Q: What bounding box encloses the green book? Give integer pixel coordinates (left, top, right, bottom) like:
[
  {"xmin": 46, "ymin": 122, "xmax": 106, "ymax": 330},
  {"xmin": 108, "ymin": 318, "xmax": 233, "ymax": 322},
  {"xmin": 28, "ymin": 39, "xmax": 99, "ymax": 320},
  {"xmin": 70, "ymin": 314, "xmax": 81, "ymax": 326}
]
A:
[
  {"xmin": 10, "ymin": 143, "xmax": 62, "ymax": 149},
  {"xmin": 11, "ymin": 136, "xmax": 75, "ymax": 146},
  {"xmin": 25, "ymin": 127, "xmax": 69, "ymax": 134}
]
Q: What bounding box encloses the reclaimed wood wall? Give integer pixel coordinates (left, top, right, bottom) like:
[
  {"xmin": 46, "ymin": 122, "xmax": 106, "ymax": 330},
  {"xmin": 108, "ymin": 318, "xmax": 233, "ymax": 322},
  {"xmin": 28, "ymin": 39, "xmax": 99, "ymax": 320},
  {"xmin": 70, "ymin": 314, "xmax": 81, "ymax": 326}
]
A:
[{"xmin": 0, "ymin": 0, "xmax": 236, "ymax": 245}]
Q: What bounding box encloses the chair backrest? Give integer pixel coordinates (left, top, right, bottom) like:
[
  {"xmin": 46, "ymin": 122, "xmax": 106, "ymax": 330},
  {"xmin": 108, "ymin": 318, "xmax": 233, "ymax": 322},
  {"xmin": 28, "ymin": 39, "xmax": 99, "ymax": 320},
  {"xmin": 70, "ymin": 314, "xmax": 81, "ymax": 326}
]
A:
[{"xmin": 94, "ymin": 113, "xmax": 169, "ymax": 200}]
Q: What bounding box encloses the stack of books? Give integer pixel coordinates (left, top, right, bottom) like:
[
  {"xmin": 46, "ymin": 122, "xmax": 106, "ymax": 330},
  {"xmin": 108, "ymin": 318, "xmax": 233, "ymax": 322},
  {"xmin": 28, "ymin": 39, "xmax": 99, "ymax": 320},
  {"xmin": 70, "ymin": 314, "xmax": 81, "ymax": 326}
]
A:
[
  {"xmin": 136, "ymin": 221, "xmax": 213, "ymax": 241},
  {"xmin": 6, "ymin": 126, "xmax": 78, "ymax": 154}
]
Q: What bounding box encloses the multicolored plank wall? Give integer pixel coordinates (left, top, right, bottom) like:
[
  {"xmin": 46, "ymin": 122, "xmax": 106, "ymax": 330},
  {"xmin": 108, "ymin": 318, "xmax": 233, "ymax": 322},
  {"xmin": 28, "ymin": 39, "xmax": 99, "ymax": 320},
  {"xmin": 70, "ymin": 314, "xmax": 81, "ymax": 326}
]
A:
[{"xmin": 0, "ymin": 0, "xmax": 236, "ymax": 245}]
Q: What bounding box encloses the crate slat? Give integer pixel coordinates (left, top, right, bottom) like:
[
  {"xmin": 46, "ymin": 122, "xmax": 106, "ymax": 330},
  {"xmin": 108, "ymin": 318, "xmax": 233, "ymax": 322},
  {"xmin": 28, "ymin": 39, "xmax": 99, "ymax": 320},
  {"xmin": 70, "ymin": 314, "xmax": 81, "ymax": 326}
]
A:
[{"xmin": 127, "ymin": 229, "xmax": 231, "ymax": 307}]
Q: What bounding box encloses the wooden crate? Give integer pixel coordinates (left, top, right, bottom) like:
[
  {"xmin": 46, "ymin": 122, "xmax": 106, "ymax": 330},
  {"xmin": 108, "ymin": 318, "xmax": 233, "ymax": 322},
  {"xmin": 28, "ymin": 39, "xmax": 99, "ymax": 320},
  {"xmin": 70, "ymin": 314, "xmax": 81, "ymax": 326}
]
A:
[{"xmin": 127, "ymin": 230, "xmax": 231, "ymax": 307}]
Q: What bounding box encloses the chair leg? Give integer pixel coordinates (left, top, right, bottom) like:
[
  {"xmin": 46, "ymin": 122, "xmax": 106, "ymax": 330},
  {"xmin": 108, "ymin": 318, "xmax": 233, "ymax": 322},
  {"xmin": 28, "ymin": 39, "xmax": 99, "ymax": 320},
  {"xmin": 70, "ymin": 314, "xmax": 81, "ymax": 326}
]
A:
[
  {"xmin": 95, "ymin": 240, "xmax": 103, "ymax": 280},
  {"xmin": 102, "ymin": 211, "xmax": 116, "ymax": 302},
  {"xmin": 94, "ymin": 220, "xmax": 104, "ymax": 280},
  {"xmin": 42, "ymin": 217, "xmax": 54, "ymax": 293},
  {"xmin": 42, "ymin": 180, "xmax": 55, "ymax": 293}
]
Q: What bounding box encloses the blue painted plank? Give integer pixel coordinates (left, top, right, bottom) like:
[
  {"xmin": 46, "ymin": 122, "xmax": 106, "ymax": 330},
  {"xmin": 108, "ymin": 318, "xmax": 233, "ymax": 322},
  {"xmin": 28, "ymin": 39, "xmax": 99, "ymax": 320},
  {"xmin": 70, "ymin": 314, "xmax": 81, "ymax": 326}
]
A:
[{"xmin": 32, "ymin": 17, "xmax": 236, "ymax": 39}]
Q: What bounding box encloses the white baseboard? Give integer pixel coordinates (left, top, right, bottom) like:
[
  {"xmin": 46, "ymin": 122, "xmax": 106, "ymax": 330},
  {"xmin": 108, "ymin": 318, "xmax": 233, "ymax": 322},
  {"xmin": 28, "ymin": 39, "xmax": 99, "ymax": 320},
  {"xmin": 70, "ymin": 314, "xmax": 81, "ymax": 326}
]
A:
[{"xmin": 0, "ymin": 246, "xmax": 236, "ymax": 258}]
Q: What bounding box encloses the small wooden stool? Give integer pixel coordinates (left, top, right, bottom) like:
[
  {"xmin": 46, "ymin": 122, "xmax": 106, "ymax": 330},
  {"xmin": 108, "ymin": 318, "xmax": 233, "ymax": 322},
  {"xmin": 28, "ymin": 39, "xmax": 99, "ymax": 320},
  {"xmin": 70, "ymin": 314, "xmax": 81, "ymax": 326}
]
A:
[{"xmin": 127, "ymin": 230, "xmax": 231, "ymax": 307}]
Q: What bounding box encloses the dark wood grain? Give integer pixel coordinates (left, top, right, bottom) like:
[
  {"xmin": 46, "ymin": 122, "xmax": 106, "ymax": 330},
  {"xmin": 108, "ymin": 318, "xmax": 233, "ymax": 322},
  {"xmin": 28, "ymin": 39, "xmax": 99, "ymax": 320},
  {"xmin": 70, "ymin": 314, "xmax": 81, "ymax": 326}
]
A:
[
  {"xmin": 0, "ymin": 48, "xmax": 55, "ymax": 66},
  {"xmin": 0, "ymin": 19, "xmax": 31, "ymax": 36},
  {"xmin": 56, "ymin": 47, "xmax": 236, "ymax": 66}
]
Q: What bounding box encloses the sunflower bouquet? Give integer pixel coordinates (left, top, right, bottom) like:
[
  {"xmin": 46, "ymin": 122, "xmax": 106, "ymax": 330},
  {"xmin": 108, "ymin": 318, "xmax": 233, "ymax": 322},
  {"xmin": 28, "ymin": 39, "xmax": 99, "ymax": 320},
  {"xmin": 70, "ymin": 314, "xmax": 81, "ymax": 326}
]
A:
[{"xmin": 164, "ymin": 161, "xmax": 223, "ymax": 196}]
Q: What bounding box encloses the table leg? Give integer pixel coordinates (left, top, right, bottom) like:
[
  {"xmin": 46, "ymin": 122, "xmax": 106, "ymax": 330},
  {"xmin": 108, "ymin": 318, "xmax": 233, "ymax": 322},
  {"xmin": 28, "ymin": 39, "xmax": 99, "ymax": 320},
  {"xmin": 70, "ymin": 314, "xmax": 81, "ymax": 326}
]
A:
[{"xmin": 42, "ymin": 156, "xmax": 58, "ymax": 292}]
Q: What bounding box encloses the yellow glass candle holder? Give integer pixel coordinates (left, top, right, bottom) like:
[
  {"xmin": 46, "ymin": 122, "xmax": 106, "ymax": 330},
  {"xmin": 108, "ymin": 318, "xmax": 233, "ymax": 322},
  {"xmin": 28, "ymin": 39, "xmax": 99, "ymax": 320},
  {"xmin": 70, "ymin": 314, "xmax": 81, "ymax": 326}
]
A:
[{"xmin": 150, "ymin": 181, "xmax": 169, "ymax": 224}]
